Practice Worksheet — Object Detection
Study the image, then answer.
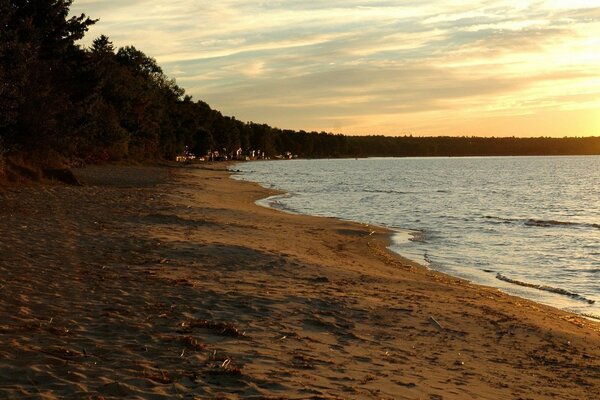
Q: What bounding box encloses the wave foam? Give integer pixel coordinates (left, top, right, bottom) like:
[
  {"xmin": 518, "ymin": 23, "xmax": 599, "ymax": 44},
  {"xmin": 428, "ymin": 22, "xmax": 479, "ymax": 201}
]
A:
[
  {"xmin": 496, "ymin": 273, "xmax": 595, "ymax": 304},
  {"xmin": 484, "ymin": 216, "xmax": 600, "ymax": 230}
]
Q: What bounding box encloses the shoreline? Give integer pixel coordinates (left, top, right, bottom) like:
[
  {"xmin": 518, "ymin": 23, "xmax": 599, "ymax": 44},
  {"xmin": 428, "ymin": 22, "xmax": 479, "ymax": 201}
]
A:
[
  {"xmin": 1, "ymin": 163, "xmax": 599, "ymax": 399},
  {"xmin": 249, "ymin": 186, "xmax": 600, "ymax": 320},
  {"xmin": 231, "ymin": 158, "xmax": 600, "ymax": 319}
]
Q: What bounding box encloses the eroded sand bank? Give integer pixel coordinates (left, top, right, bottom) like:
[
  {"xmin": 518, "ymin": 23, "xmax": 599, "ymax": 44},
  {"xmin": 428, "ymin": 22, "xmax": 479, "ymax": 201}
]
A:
[{"xmin": 0, "ymin": 163, "xmax": 598, "ymax": 399}]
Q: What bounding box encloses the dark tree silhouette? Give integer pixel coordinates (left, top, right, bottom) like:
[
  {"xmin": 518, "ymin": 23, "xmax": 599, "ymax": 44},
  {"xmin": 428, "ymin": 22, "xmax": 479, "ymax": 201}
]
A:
[
  {"xmin": 0, "ymin": 0, "xmax": 95, "ymax": 156},
  {"xmin": 1, "ymin": 0, "xmax": 599, "ymax": 181}
]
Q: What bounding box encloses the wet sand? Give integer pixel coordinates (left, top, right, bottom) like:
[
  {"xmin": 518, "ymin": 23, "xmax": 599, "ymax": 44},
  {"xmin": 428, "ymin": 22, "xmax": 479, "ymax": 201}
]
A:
[{"xmin": 0, "ymin": 163, "xmax": 599, "ymax": 399}]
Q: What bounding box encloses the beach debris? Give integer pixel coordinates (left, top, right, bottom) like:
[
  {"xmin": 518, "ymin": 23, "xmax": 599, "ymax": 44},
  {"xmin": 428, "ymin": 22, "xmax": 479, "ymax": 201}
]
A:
[
  {"xmin": 205, "ymin": 351, "xmax": 243, "ymax": 375},
  {"xmin": 172, "ymin": 278, "xmax": 193, "ymax": 287},
  {"xmin": 40, "ymin": 347, "xmax": 85, "ymax": 362},
  {"xmin": 161, "ymin": 334, "xmax": 206, "ymax": 351},
  {"xmin": 496, "ymin": 273, "xmax": 595, "ymax": 304},
  {"xmin": 292, "ymin": 353, "xmax": 316, "ymax": 369},
  {"xmin": 428, "ymin": 316, "xmax": 445, "ymax": 332},
  {"xmin": 206, "ymin": 358, "xmax": 242, "ymax": 375},
  {"xmin": 310, "ymin": 276, "xmax": 330, "ymax": 284},
  {"xmin": 180, "ymin": 335, "xmax": 206, "ymax": 350},
  {"xmin": 395, "ymin": 380, "xmax": 417, "ymax": 388},
  {"xmin": 22, "ymin": 320, "xmax": 71, "ymax": 336},
  {"xmin": 559, "ymin": 315, "xmax": 590, "ymax": 329},
  {"xmin": 360, "ymin": 374, "xmax": 376, "ymax": 384},
  {"xmin": 180, "ymin": 319, "xmax": 247, "ymax": 338},
  {"xmin": 144, "ymin": 369, "xmax": 173, "ymax": 384}
]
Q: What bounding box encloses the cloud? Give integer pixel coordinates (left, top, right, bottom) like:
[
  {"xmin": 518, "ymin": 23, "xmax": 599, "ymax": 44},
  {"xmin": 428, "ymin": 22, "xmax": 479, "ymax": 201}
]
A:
[{"xmin": 70, "ymin": 0, "xmax": 600, "ymax": 136}]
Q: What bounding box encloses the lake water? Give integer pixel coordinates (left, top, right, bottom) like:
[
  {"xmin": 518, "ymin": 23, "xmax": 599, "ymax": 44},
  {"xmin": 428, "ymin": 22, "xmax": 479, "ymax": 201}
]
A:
[{"xmin": 231, "ymin": 157, "xmax": 600, "ymax": 318}]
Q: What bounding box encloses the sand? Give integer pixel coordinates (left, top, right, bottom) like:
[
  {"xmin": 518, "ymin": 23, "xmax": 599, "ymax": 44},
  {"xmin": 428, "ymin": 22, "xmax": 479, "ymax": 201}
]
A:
[{"xmin": 0, "ymin": 163, "xmax": 598, "ymax": 399}]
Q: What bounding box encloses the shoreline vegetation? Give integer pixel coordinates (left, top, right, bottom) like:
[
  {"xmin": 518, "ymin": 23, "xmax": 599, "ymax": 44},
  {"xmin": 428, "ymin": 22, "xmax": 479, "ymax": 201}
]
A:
[
  {"xmin": 1, "ymin": 163, "xmax": 598, "ymax": 398},
  {"xmin": 1, "ymin": 1, "xmax": 600, "ymax": 185}
]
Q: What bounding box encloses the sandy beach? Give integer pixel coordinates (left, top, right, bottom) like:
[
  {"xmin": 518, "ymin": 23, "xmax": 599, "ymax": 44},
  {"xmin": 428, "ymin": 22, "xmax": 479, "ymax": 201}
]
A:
[{"xmin": 0, "ymin": 163, "xmax": 599, "ymax": 399}]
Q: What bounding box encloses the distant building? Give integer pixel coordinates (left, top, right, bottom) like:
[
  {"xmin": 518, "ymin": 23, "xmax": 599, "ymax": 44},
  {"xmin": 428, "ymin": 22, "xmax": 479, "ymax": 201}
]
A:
[{"xmin": 176, "ymin": 146, "xmax": 196, "ymax": 162}]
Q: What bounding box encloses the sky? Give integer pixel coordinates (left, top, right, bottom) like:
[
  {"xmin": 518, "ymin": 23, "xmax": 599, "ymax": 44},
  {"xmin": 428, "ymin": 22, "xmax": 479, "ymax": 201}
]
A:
[{"xmin": 71, "ymin": 1, "xmax": 600, "ymax": 137}]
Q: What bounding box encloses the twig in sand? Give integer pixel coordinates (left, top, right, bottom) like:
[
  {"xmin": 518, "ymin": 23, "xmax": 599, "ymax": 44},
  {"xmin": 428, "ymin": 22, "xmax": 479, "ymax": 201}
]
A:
[
  {"xmin": 428, "ymin": 316, "xmax": 445, "ymax": 332},
  {"xmin": 205, "ymin": 351, "xmax": 243, "ymax": 375},
  {"xmin": 206, "ymin": 357, "xmax": 242, "ymax": 375}
]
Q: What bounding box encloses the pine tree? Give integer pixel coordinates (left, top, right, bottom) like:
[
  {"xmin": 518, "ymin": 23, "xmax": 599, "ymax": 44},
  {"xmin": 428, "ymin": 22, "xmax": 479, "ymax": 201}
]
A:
[{"xmin": 0, "ymin": 0, "xmax": 95, "ymax": 154}]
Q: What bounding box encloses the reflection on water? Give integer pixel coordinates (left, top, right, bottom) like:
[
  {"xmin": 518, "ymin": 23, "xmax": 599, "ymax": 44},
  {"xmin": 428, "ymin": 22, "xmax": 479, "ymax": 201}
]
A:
[{"xmin": 233, "ymin": 156, "xmax": 600, "ymax": 318}]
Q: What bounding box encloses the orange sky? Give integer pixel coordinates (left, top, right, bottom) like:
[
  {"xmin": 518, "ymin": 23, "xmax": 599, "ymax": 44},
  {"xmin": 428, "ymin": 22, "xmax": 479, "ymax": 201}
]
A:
[{"xmin": 73, "ymin": 1, "xmax": 600, "ymax": 137}]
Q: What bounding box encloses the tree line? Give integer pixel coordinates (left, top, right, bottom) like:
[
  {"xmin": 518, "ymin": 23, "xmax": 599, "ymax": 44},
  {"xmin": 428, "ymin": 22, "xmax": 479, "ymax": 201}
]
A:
[{"xmin": 1, "ymin": 0, "xmax": 599, "ymax": 177}]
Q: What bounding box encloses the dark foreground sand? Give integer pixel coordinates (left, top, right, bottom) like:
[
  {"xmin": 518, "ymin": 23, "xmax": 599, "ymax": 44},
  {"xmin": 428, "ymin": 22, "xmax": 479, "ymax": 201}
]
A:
[{"xmin": 0, "ymin": 164, "xmax": 598, "ymax": 399}]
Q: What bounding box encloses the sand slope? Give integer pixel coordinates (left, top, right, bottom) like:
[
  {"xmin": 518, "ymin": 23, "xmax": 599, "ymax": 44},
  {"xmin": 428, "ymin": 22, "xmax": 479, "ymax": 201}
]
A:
[{"xmin": 0, "ymin": 164, "xmax": 598, "ymax": 399}]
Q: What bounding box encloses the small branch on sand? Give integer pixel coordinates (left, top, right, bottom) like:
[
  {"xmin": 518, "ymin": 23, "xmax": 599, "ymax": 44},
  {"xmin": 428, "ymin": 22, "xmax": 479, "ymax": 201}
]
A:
[
  {"xmin": 428, "ymin": 316, "xmax": 445, "ymax": 332},
  {"xmin": 205, "ymin": 351, "xmax": 243, "ymax": 376}
]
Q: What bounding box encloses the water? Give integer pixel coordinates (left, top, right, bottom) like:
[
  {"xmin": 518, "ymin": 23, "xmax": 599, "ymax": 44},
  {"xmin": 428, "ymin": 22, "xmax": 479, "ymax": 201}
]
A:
[{"xmin": 231, "ymin": 157, "xmax": 600, "ymax": 318}]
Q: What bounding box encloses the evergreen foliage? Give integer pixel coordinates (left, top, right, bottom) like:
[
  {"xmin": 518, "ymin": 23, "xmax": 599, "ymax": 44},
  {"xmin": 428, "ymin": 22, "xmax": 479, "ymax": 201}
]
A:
[{"xmin": 0, "ymin": 0, "xmax": 599, "ymax": 169}]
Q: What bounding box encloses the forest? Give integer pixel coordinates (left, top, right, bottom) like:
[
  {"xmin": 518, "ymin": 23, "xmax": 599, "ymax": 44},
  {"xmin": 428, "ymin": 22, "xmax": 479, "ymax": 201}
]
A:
[{"xmin": 1, "ymin": 0, "xmax": 599, "ymax": 180}]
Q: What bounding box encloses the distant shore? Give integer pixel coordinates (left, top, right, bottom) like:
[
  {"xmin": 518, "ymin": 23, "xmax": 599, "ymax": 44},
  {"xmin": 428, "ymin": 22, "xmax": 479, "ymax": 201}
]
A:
[{"xmin": 0, "ymin": 163, "xmax": 598, "ymax": 399}]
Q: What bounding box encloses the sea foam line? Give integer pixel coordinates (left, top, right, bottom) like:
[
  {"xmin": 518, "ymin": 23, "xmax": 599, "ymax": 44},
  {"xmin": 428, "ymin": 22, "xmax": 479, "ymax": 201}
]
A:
[
  {"xmin": 496, "ymin": 273, "xmax": 595, "ymax": 304},
  {"xmin": 484, "ymin": 216, "xmax": 600, "ymax": 230}
]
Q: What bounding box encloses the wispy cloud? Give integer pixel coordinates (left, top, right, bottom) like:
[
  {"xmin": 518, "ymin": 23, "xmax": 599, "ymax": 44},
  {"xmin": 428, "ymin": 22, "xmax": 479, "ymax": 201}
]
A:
[{"xmin": 71, "ymin": 1, "xmax": 600, "ymax": 136}]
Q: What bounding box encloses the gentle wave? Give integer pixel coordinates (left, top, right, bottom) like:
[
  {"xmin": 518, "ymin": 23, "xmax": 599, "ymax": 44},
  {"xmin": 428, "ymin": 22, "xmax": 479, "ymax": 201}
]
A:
[
  {"xmin": 484, "ymin": 216, "xmax": 600, "ymax": 230},
  {"xmin": 581, "ymin": 313, "xmax": 600, "ymax": 321},
  {"xmin": 260, "ymin": 194, "xmax": 300, "ymax": 215},
  {"xmin": 234, "ymin": 157, "xmax": 600, "ymax": 317},
  {"xmin": 496, "ymin": 273, "xmax": 595, "ymax": 304},
  {"xmin": 362, "ymin": 188, "xmax": 450, "ymax": 195},
  {"xmin": 363, "ymin": 188, "xmax": 410, "ymax": 194},
  {"xmin": 525, "ymin": 219, "xmax": 600, "ymax": 229}
]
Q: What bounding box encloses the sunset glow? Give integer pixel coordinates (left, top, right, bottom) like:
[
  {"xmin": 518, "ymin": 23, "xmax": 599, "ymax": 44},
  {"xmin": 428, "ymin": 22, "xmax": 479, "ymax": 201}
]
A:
[{"xmin": 72, "ymin": 1, "xmax": 600, "ymax": 137}]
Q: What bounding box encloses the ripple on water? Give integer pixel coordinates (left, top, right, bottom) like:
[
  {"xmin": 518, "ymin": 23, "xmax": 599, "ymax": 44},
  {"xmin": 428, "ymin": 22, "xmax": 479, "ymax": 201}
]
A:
[{"xmin": 232, "ymin": 156, "xmax": 600, "ymax": 316}]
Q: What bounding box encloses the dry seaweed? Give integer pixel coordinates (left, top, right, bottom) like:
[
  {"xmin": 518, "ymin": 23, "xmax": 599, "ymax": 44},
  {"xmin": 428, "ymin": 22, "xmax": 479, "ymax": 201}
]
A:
[
  {"xmin": 205, "ymin": 351, "xmax": 243, "ymax": 375},
  {"xmin": 180, "ymin": 319, "xmax": 247, "ymax": 338},
  {"xmin": 40, "ymin": 347, "xmax": 85, "ymax": 362},
  {"xmin": 179, "ymin": 335, "xmax": 206, "ymax": 350},
  {"xmin": 144, "ymin": 369, "xmax": 173, "ymax": 384}
]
